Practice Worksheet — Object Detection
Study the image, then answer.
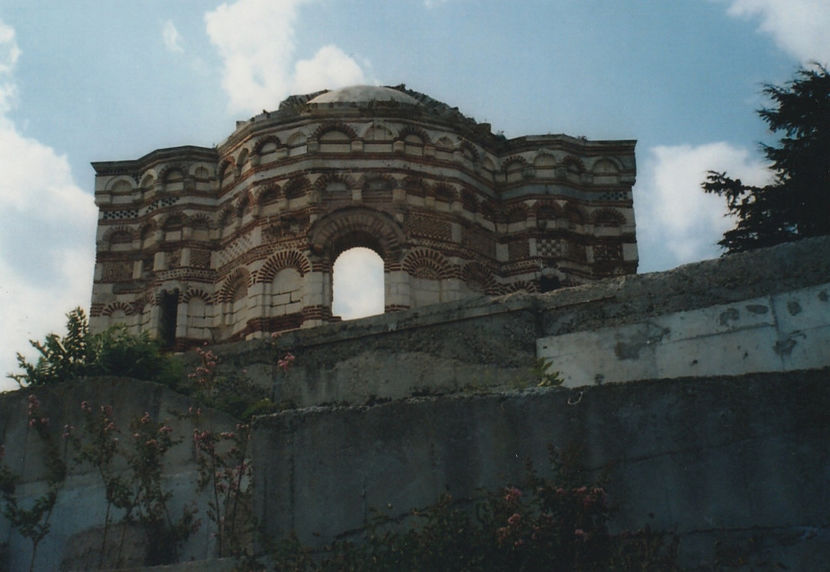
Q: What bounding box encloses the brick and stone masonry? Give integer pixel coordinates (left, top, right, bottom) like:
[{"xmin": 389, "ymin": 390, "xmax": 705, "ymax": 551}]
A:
[{"xmin": 89, "ymin": 85, "xmax": 637, "ymax": 347}]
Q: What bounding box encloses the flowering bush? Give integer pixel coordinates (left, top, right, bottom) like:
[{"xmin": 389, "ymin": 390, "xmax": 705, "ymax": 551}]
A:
[
  {"xmin": 191, "ymin": 416, "xmax": 252, "ymax": 557},
  {"xmin": 65, "ymin": 401, "xmax": 197, "ymax": 567},
  {"xmin": 269, "ymin": 448, "xmax": 678, "ymax": 571},
  {"xmin": 0, "ymin": 394, "xmax": 67, "ymax": 572}
]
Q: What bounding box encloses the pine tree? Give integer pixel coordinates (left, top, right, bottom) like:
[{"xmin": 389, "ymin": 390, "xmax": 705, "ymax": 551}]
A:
[{"xmin": 703, "ymin": 64, "xmax": 830, "ymax": 253}]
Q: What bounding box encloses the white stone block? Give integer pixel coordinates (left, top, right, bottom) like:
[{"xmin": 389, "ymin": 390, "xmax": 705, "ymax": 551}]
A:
[
  {"xmin": 771, "ymin": 284, "xmax": 830, "ymax": 333},
  {"xmin": 537, "ymin": 325, "xmax": 659, "ymax": 387},
  {"xmin": 654, "ymin": 327, "xmax": 781, "ymax": 379},
  {"xmin": 537, "ymin": 282, "xmax": 830, "ymax": 387}
]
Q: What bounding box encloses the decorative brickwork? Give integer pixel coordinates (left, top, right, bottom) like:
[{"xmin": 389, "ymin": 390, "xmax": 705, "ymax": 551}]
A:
[
  {"xmin": 90, "ymin": 85, "xmax": 637, "ymax": 345},
  {"xmin": 190, "ymin": 249, "xmax": 212, "ymax": 269},
  {"xmin": 407, "ymin": 213, "xmax": 452, "ymax": 241},
  {"xmin": 402, "ymin": 248, "xmax": 453, "ymax": 279},
  {"xmin": 257, "ymin": 250, "xmax": 312, "ymax": 282}
]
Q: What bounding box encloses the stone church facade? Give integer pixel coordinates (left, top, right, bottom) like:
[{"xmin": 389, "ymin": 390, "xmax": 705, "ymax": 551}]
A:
[{"xmin": 90, "ymin": 85, "xmax": 637, "ymax": 347}]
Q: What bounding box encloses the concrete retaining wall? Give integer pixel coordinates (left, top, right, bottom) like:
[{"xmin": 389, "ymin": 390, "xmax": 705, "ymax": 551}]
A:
[
  {"xmin": 202, "ymin": 236, "xmax": 830, "ymax": 407},
  {"xmin": 0, "ymin": 378, "xmax": 237, "ymax": 572},
  {"xmin": 539, "ymin": 281, "xmax": 830, "ymax": 386},
  {"xmin": 252, "ymin": 369, "xmax": 830, "ymax": 569}
]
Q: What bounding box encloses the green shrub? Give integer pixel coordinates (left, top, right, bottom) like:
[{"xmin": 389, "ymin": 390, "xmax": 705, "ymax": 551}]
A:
[{"xmin": 8, "ymin": 308, "xmax": 182, "ymax": 389}]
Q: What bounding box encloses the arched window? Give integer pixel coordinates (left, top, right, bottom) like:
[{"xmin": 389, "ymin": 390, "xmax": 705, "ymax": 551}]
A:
[
  {"xmin": 332, "ymin": 247, "xmax": 384, "ymax": 319},
  {"xmin": 319, "ymin": 129, "xmax": 352, "ymax": 153}
]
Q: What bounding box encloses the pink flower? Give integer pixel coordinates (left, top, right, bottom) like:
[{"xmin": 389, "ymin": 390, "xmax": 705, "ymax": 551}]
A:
[
  {"xmin": 504, "ymin": 486, "xmax": 522, "ymax": 504},
  {"xmin": 140, "ymin": 412, "xmax": 151, "ymax": 424},
  {"xmin": 80, "ymin": 400, "xmax": 91, "ymax": 412},
  {"xmin": 277, "ymin": 352, "xmax": 295, "ymax": 372},
  {"xmin": 507, "ymin": 513, "xmax": 521, "ymax": 526}
]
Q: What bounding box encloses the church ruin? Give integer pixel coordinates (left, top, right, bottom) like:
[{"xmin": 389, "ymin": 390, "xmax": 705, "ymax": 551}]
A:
[{"xmin": 90, "ymin": 85, "xmax": 637, "ymax": 346}]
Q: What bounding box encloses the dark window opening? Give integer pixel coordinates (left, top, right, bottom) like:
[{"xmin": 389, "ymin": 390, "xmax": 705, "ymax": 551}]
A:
[{"xmin": 159, "ymin": 289, "xmax": 179, "ymax": 348}]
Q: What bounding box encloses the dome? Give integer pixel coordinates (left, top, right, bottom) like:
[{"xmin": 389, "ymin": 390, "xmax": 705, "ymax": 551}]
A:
[{"xmin": 308, "ymin": 85, "xmax": 420, "ymax": 106}]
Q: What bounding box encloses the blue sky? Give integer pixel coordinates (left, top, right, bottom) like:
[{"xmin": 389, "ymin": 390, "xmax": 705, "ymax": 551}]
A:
[{"xmin": 0, "ymin": 0, "xmax": 828, "ymax": 390}]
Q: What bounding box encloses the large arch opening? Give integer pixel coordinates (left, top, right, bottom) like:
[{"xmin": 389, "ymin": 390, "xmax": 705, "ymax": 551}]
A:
[{"xmin": 332, "ymin": 247, "xmax": 384, "ymax": 319}]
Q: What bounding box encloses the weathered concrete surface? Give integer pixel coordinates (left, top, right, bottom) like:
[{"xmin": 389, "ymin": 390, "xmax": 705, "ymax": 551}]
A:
[
  {"xmin": 187, "ymin": 293, "xmax": 542, "ymax": 408},
  {"xmin": 198, "ymin": 236, "xmax": 830, "ymax": 406},
  {"xmin": 538, "ymin": 281, "xmax": 830, "ymax": 386},
  {"xmin": 0, "ymin": 378, "xmax": 237, "ymax": 572},
  {"xmin": 253, "ymin": 369, "xmax": 830, "ymax": 569}
]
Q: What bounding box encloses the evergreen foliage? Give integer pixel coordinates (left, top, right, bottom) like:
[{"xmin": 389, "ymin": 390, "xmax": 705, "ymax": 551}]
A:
[{"xmin": 703, "ymin": 64, "xmax": 830, "ymax": 253}]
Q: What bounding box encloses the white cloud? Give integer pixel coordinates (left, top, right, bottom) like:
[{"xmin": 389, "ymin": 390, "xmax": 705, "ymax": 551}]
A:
[
  {"xmin": 162, "ymin": 20, "xmax": 184, "ymax": 53},
  {"xmin": 204, "ymin": 0, "xmax": 368, "ymax": 114},
  {"xmin": 332, "ymin": 248, "xmax": 384, "ymax": 319},
  {"xmin": 722, "ymin": 0, "xmax": 830, "ymax": 63},
  {"xmin": 634, "ymin": 142, "xmax": 771, "ymax": 272},
  {"xmin": 292, "ymin": 45, "xmax": 366, "ymax": 95},
  {"xmin": 0, "ymin": 20, "xmax": 97, "ymax": 391}
]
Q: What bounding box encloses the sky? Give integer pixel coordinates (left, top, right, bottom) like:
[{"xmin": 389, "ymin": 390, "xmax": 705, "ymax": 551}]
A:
[{"xmin": 0, "ymin": 0, "xmax": 828, "ymax": 390}]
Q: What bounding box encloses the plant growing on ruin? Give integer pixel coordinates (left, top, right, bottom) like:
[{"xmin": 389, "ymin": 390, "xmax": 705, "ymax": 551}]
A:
[
  {"xmin": 117, "ymin": 411, "xmax": 198, "ymax": 565},
  {"xmin": 533, "ymin": 358, "xmax": 564, "ymax": 387},
  {"xmin": 0, "ymin": 395, "xmax": 68, "ymax": 572},
  {"xmin": 184, "ymin": 341, "xmax": 297, "ymax": 558},
  {"xmin": 9, "ymin": 308, "xmax": 90, "ymax": 387},
  {"xmin": 8, "ymin": 307, "xmax": 183, "ymax": 389},
  {"xmin": 269, "ymin": 447, "xmax": 678, "ymax": 571},
  {"xmin": 191, "ymin": 417, "xmax": 253, "ymax": 557},
  {"xmin": 66, "ymin": 401, "xmax": 131, "ymax": 567},
  {"xmin": 184, "ymin": 342, "xmax": 287, "ymax": 420}
]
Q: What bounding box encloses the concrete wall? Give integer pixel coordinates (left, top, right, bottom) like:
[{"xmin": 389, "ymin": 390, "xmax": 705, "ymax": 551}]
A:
[
  {"xmin": 201, "ymin": 235, "xmax": 830, "ymax": 408},
  {"xmin": 0, "ymin": 378, "xmax": 237, "ymax": 572},
  {"xmin": 539, "ymin": 281, "xmax": 830, "ymax": 386},
  {"xmin": 252, "ymin": 369, "xmax": 830, "ymax": 569}
]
